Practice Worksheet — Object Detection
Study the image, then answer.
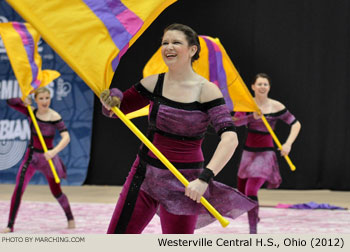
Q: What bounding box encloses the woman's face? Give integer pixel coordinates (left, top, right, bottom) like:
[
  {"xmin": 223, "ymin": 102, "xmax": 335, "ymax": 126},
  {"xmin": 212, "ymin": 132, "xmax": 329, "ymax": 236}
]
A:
[
  {"xmin": 161, "ymin": 30, "xmax": 196, "ymax": 67},
  {"xmin": 35, "ymin": 91, "xmax": 51, "ymax": 111},
  {"xmin": 252, "ymin": 77, "xmax": 270, "ymax": 96}
]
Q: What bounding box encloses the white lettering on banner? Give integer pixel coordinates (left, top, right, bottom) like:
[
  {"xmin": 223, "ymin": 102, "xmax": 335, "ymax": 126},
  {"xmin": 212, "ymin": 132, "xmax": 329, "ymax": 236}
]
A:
[
  {"xmin": 56, "ymin": 78, "xmax": 72, "ymax": 101},
  {"xmin": 0, "ymin": 16, "xmax": 9, "ymax": 54},
  {"xmin": 37, "ymin": 38, "xmax": 43, "ymax": 53},
  {"xmin": 0, "ymin": 119, "xmax": 30, "ymax": 141},
  {"xmin": 47, "ymin": 82, "xmax": 55, "ymax": 98},
  {"xmin": 0, "ymin": 37, "xmax": 5, "ymax": 54},
  {"xmin": 0, "ymin": 80, "xmax": 58, "ymax": 100},
  {"xmin": 0, "ymin": 79, "xmax": 22, "ymax": 99},
  {"xmin": 0, "ymin": 119, "xmax": 29, "ymax": 170},
  {"xmin": 0, "ymin": 16, "xmax": 8, "ymax": 23}
]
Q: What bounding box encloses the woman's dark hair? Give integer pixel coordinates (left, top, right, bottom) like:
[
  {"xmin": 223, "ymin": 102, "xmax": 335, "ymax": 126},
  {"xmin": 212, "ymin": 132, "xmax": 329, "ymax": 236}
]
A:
[
  {"xmin": 163, "ymin": 23, "xmax": 201, "ymax": 63},
  {"xmin": 252, "ymin": 73, "xmax": 272, "ymax": 85}
]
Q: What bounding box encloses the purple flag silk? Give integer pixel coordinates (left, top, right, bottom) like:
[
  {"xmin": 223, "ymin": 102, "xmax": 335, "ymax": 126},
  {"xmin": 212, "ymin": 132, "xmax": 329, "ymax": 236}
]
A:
[
  {"xmin": 201, "ymin": 36, "xmax": 233, "ymax": 111},
  {"xmin": 277, "ymin": 201, "xmax": 347, "ymax": 210},
  {"xmin": 83, "ymin": 0, "xmax": 143, "ymax": 70}
]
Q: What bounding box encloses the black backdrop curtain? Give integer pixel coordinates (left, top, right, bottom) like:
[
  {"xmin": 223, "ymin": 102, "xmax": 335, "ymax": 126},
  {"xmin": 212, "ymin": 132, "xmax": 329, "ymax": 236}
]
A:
[{"xmin": 85, "ymin": 0, "xmax": 350, "ymax": 190}]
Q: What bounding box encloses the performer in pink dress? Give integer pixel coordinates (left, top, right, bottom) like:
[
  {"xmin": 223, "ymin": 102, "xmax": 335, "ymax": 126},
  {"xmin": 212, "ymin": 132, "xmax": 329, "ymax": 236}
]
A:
[
  {"xmin": 100, "ymin": 23, "xmax": 256, "ymax": 234},
  {"xmin": 2, "ymin": 87, "xmax": 75, "ymax": 233},
  {"xmin": 233, "ymin": 73, "xmax": 301, "ymax": 233}
]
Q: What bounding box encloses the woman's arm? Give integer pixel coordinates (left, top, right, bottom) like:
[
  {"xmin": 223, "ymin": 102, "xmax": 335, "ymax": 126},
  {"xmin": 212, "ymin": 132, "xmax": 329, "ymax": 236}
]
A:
[
  {"xmin": 272, "ymin": 100, "xmax": 301, "ymax": 156},
  {"xmin": 280, "ymin": 120, "xmax": 301, "ymax": 156},
  {"xmin": 185, "ymin": 131, "xmax": 238, "ymax": 203},
  {"xmin": 206, "ymin": 131, "xmax": 238, "ymax": 175},
  {"xmin": 7, "ymin": 97, "xmax": 32, "ymax": 116},
  {"xmin": 44, "ymin": 131, "xmax": 70, "ymax": 160},
  {"xmin": 44, "ymin": 111, "xmax": 70, "ymax": 160},
  {"xmin": 185, "ymin": 81, "xmax": 238, "ymax": 203}
]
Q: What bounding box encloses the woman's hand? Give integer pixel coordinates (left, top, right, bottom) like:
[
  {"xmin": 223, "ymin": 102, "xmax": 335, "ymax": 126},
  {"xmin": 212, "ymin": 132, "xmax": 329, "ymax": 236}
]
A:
[
  {"xmin": 44, "ymin": 149, "xmax": 57, "ymax": 160},
  {"xmin": 280, "ymin": 143, "xmax": 291, "ymax": 156},
  {"xmin": 23, "ymin": 96, "xmax": 32, "ymax": 106},
  {"xmin": 253, "ymin": 112, "xmax": 262, "ymax": 120},
  {"xmin": 100, "ymin": 90, "xmax": 121, "ymax": 110},
  {"xmin": 185, "ymin": 179, "xmax": 209, "ymax": 203}
]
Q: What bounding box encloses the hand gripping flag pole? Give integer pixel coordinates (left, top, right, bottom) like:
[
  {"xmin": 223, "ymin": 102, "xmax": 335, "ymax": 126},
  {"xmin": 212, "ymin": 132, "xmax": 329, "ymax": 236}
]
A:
[
  {"xmin": 111, "ymin": 106, "xmax": 230, "ymax": 227},
  {"xmin": 260, "ymin": 114, "xmax": 296, "ymax": 171},
  {"xmin": 27, "ymin": 105, "xmax": 61, "ymax": 183}
]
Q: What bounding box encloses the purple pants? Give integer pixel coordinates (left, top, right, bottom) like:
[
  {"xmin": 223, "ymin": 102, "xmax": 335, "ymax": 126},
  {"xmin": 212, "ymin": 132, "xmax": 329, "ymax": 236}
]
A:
[
  {"xmin": 237, "ymin": 177, "xmax": 265, "ymax": 234},
  {"xmin": 7, "ymin": 149, "xmax": 74, "ymax": 231},
  {"xmin": 237, "ymin": 177, "xmax": 266, "ymax": 197},
  {"xmin": 107, "ymin": 158, "xmax": 197, "ymax": 234}
]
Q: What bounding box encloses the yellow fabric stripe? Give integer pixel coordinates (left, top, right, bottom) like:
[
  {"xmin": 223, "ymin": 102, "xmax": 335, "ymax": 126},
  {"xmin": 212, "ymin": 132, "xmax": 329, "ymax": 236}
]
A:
[{"xmin": 124, "ymin": 0, "xmax": 177, "ymax": 47}]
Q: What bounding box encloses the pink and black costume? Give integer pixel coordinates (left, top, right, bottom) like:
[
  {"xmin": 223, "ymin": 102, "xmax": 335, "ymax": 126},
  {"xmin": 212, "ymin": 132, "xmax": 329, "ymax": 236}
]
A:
[
  {"xmin": 104, "ymin": 73, "xmax": 256, "ymax": 234},
  {"xmin": 233, "ymin": 109, "xmax": 297, "ymax": 233},
  {"xmin": 6, "ymin": 98, "xmax": 74, "ymax": 232}
]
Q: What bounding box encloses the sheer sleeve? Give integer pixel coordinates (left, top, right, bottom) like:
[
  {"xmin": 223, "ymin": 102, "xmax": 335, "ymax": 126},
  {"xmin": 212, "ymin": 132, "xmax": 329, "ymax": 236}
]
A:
[
  {"xmin": 206, "ymin": 98, "xmax": 236, "ymax": 136},
  {"xmin": 54, "ymin": 119, "xmax": 68, "ymax": 133},
  {"xmin": 277, "ymin": 108, "xmax": 297, "ymax": 125}
]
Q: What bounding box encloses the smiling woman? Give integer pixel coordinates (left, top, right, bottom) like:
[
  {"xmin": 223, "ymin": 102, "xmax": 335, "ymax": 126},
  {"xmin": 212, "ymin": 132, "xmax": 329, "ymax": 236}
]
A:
[
  {"xmin": 233, "ymin": 73, "xmax": 301, "ymax": 234},
  {"xmin": 99, "ymin": 23, "xmax": 256, "ymax": 234},
  {"xmin": 161, "ymin": 23, "xmax": 200, "ymax": 64},
  {"xmin": 2, "ymin": 87, "xmax": 75, "ymax": 233}
]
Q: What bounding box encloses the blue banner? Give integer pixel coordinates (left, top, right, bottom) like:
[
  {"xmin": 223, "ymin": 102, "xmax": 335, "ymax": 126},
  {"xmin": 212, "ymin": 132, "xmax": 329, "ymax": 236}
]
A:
[{"xmin": 0, "ymin": 1, "xmax": 93, "ymax": 185}]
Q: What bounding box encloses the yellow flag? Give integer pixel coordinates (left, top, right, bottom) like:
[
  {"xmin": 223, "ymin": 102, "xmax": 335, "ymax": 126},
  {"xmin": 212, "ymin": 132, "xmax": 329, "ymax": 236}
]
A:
[
  {"xmin": 126, "ymin": 105, "xmax": 150, "ymax": 120},
  {"xmin": 0, "ymin": 22, "xmax": 60, "ymax": 100},
  {"xmin": 6, "ymin": 0, "xmax": 177, "ymax": 95}
]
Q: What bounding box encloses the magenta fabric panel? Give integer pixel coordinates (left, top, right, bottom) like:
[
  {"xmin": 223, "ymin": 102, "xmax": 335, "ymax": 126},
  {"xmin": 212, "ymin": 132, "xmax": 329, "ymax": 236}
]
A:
[
  {"xmin": 245, "ymin": 132, "xmax": 274, "ymax": 148},
  {"xmin": 148, "ymin": 133, "xmax": 204, "ymax": 163}
]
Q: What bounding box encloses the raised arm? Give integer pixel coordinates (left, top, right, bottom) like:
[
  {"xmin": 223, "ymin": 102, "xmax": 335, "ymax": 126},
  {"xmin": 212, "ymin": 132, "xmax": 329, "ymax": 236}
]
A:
[{"xmin": 7, "ymin": 97, "xmax": 32, "ymax": 116}]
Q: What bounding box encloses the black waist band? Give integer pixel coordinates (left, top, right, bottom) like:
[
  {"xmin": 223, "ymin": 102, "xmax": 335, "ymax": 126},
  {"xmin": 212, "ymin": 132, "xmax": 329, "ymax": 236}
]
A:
[
  {"xmin": 33, "ymin": 147, "xmax": 53, "ymax": 153},
  {"xmin": 244, "ymin": 146, "xmax": 276, "ymax": 152}
]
